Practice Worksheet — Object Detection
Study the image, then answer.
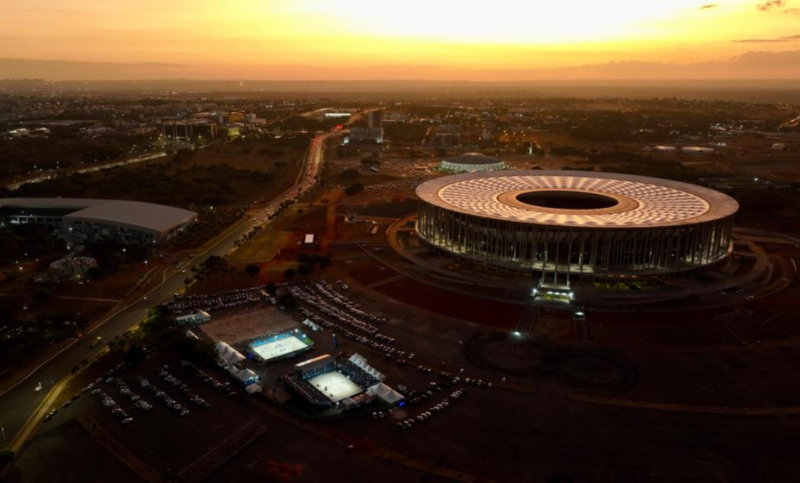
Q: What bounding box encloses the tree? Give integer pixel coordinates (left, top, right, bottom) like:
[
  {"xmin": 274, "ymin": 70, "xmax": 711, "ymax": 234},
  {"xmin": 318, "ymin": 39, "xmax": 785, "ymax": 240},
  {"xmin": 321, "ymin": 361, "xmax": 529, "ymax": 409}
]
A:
[
  {"xmin": 33, "ymin": 287, "xmax": 52, "ymax": 305},
  {"xmin": 178, "ymin": 338, "xmax": 218, "ymax": 365},
  {"xmin": 0, "ymin": 450, "xmax": 15, "ymax": 471},
  {"xmin": 265, "ymin": 281, "xmax": 277, "ymax": 296},
  {"xmin": 278, "ymin": 293, "xmax": 298, "ymax": 311},
  {"xmin": 86, "ymin": 266, "xmax": 105, "ymax": 279},
  {"xmin": 340, "ymin": 168, "xmax": 361, "ymax": 181},
  {"xmin": 319, "ymin": 256, "xmax": 332, "ymax": 269},
  {"xmin": 283, "ymin": 268, "xmax": 296, "ymax": 280},
  {"xmin": 297, "ymin": 253, "xmax": 311, "ymax": 264},
  {"xmin": 245, "ymin": 264, "xmax": 261, "ymax": 276},
  {"xmin": 345, "ymin": 183, "xmax": 364, "ymax": 196},
  {"xmin": 546, "ymin": 475, "xmax": 575, "ymax": 483},
  {"xmin": 297, "ymin": 264, "xmax": 312, "ymax": 276},
  {"xmin": 123, "ymin": 346, "xmax": 147, "ymax": 366}
]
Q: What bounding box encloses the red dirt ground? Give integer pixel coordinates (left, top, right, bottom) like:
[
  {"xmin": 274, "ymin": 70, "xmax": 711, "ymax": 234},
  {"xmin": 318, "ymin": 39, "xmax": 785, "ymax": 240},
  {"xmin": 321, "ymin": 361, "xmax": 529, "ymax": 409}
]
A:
[{"xmin": 374, "ymin": 278, "xmax": 523, "ymax": 329}]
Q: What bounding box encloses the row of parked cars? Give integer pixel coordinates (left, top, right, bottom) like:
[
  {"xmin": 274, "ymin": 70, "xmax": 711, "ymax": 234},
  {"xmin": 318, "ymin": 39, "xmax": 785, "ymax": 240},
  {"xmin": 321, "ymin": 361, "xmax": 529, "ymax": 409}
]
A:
[
  {"xmin": 168, "ymin": 285, "xmax": 267, "ymax": 313},
  {"xmin": 137, "ymin": 377, "xmax": 190, "ymax": 417},
  {"xmin": 115, "ymin": 379, "xmax": 153, "ymax": 411},
  {"xmin": 396, "ymin": 389, "xmax": 465, "ymax": 431},
  {"xmin": 181, "ymin": 360, "xmax": 238, "ymax": 397},
  {"xmin": 91, "ymin": 388, "xmax": 133, "ymax": 424},
  {"xmin": 158, "ymin": 367, "xmax": 211, "ymax": 409}
]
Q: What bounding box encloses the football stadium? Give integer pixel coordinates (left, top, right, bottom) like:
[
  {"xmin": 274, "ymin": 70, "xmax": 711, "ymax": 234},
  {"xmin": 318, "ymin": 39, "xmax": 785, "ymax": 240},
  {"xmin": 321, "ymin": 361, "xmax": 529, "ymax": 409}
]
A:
[{"xmin": 415, "ymin": 170, "xmax": 739, "ymax": 281}]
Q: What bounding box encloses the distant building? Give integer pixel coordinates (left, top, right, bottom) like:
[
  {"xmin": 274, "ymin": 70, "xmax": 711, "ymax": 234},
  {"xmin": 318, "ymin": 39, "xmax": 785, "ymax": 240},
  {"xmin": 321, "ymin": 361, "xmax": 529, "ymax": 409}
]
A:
[
  {"xmin": 0, "ymin": 198, "xmax": 197, "ymax": 245},
  {"xmin": 162, "ymin": 121, "xmax": 218, "ymax": 141},
  {"xmin": 435, "ymin": 132, "xmax": 460, "ymax": 147},
  {"xmin": 367, "ymin": 110, "xmax": 383, "ymax": 129},
  {"xmin": 223, "ymin": 126, "xmax": 241, "ymax": 138},
  {"xmin": 654, "ymin": 145, "xmax": 678, "ymax": 154},
  {"xmin": 175, "ymin": 310, "xmax": 211, "ymax": 325},
  {"xmin": 437, "ymin": 124, "xmax": 460, "ymax": 133},
  {"xmin": 226, "ymin": 112, "xmax": 245, "ymax": 124},
  {"xmin": 681, "ymin": 146, "xmax": 715, "ymax": 155},
  {"xmin": 325, "ymin": 112, "xmax": 352, "ymax": 120},
  {"xmin": 347, "ymin": 127, "xmax": 383, "ymax": 144}
]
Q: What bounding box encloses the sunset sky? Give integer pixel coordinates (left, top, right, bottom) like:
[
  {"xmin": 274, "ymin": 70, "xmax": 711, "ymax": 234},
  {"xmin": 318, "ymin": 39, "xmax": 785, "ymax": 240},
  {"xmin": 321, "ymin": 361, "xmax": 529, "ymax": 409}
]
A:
[{"xmin": 1, "ymin": 0, "xmax": 799, "ymax": 80}]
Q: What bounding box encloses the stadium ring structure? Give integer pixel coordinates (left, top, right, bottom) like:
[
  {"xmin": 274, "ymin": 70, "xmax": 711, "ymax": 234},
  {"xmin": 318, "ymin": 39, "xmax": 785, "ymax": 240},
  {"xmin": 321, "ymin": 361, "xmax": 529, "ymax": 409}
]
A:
[
  {"xmin": 415, "ymin": 170, "xmax": 738, "ymax": 281},
  {"xmin": 439, "ymin": 153, "xmax": 506, "ymax": 173}
]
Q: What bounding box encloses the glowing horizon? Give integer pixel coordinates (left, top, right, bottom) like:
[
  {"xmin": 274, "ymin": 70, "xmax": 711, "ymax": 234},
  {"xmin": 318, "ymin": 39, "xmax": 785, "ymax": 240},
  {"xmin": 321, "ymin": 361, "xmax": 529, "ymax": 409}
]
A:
[{"xmin": 1, "ymin": 0, "xmax": 800, "ymax": 80}]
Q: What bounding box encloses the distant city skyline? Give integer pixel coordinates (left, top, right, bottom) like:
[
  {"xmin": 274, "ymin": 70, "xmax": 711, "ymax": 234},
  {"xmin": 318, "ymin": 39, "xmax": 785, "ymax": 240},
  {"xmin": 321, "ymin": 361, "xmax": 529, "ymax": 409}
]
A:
[{"xmin": 1, "ymin": 0, "xmax": 800, "ymax": 80}]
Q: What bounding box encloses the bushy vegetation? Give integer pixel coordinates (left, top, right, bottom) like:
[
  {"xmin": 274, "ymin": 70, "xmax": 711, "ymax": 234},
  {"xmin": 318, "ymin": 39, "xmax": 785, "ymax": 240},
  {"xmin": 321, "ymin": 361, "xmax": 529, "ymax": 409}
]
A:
[
  {"xmin": 0, "ymin": 127, "xmax": 154, "ymax": 183},
  {"xmin": 340, "ymin": 168, "xmax": 361, "ymax": 181},
  {"xmin": 345, "ymin": 183, "xmax": 364, "ymax": 196},
  {"xmin": 0, "ymin": 311, "xmax": 89, "ymax": 376},
  {"xmin": 0, "ymin": 223, "xmax": 66, "ymax": 268},
  {"xmin": 109, "ymin": 306, "xmax": 217, "ymax": 367},
  {"xmin": 85, "ymin": 241, "xmax": 150, "ymax": 270},
  {"xmin": 598, "ymin": 161, "xmax": 698, "ymax": 182},
  {"xmin": 0, "ymin": 450, "xmax": 15, "ymax": 472},
  {"xmin": 166, "ymin": 206, "xmax": 245, "ymax": 251},
  {"xmin": 382, "ymin": 122, "xmax": 428, "ymax": 145},
  {"xmin": 551, "ymin": 146, "xmax": 588, "ymax": 157},
  {"xmin": 731, "ymin": 187, "xmax": 800, "ymax": 234},
  {"xmin": 16, "ymin": 163, "xmax": 277, "ymax": 207}
]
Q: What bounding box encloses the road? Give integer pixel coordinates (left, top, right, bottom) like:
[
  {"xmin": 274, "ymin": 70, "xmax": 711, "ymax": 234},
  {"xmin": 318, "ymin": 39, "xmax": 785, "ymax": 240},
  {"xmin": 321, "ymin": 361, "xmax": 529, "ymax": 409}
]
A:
[
  {"xmin": 0, "ymin": 129, "xmax": 337, "ymax": 450},
  {"xmin": 5, "ymin": 151, "xmax": 168, "ymax": 191}
]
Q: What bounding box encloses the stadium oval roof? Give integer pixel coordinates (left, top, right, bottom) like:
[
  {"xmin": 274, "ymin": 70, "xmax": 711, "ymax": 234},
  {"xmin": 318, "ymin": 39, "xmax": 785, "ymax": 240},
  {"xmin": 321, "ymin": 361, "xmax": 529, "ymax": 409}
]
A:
[
  {"xmin": 0, "ymin": 198, "xmax": 197, "ymax": 234},
  {"xmin": 443, "ymin": 153, "xmax": 503, "ymax": 165},
  {"xmin": 416, "ymin": 170, "xmax": 738, "ymax": 228}
]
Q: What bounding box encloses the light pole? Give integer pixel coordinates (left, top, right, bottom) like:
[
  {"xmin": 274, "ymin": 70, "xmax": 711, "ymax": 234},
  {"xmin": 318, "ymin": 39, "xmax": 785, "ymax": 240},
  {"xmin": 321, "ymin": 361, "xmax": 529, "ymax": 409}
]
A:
[{"xmin": 2, "ymin": 426, "xmax": 6, "ymax": 447}]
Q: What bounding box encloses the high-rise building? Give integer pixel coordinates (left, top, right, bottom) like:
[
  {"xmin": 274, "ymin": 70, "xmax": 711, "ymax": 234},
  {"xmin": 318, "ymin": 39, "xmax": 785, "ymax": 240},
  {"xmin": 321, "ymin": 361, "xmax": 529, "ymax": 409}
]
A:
[{"xmin": 368, "ymin": 110, "xmax": 383, "ymax": 129}]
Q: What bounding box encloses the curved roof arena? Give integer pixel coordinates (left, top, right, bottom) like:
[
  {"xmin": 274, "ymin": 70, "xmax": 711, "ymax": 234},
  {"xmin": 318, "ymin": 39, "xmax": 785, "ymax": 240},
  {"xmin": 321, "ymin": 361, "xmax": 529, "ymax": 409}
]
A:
[
  {"xmin": 416, "ymin": 170, "xmax": 738, "ymax": 229},
  {"xmin": 0, "ymin": 198, "xmax": 197, "ymax": 234}
]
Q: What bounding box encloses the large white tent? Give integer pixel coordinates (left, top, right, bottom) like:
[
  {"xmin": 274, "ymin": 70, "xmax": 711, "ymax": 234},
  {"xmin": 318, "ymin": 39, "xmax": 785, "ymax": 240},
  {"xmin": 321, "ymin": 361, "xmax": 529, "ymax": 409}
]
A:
[
  {"xmin": 216, "ymin": 340, "xmax": 246, "ymax": 365},
  {"xmin": 349, "ymin": 353, "xmax": 385, "ymax": 381},
  {"xmin": 367, "ymin": 383, "xmax": 404, "ymax": 404}
]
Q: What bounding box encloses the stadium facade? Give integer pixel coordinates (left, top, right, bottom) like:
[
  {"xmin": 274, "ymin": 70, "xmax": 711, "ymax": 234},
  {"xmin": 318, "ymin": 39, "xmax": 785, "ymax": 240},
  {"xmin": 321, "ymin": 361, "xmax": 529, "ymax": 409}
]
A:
[
  {"xmin": 439, "ymin": 153, "xmax": 505, "ymax": 173},
  {"xmin": 0, "ymin": 198, "xmax": 197, "ymax": 245},
  {"xmin": 416, "ymin": 171, "xmax": 738, "ymax": 281}
]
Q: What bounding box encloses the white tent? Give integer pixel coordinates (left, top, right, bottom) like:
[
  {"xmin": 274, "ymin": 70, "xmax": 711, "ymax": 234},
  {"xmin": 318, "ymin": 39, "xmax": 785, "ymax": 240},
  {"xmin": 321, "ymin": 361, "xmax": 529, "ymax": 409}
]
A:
[
  {"xmin": 367, "ymin": 383, "xmax": 404, "ymax": 404},
  {"xmin": 237, "ymin": 368, "xmax": 259, "ymax": 383},
  {"xmin": 216, "ymin": 341, "xmax": 246, "ymax": 365},
  {"xmin": 349, "ymin": 353, "xmax": 385, "ymax": 381},
  {"xmin": 225, "ymin": 348, "xmax": 246, "ymax": 364}
]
